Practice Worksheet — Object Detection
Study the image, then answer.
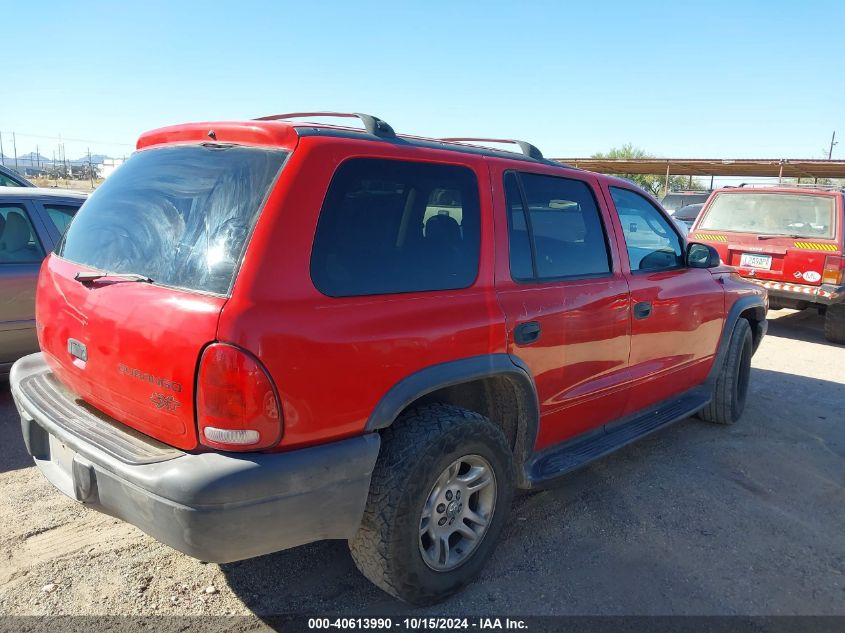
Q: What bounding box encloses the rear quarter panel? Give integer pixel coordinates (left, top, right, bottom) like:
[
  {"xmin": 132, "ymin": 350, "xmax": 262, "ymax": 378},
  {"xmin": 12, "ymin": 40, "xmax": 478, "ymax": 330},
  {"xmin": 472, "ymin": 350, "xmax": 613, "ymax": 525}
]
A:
[{"xmin": 218, "ymin": 137, "xmax": 506, "ymax": 450}]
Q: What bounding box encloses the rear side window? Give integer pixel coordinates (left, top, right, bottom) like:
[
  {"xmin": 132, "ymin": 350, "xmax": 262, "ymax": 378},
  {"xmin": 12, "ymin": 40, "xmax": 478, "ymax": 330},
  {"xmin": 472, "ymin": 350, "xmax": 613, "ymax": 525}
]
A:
[
  {"xmin": 505, "ymin": 171, "xmax": 611, "ymax": 281},
  {"xmin": 57, "ymin": 145, "xmax": 287, "ymax": 295},
  {"xmin": 311, "ymin": 158, "xmax": 480, "ymax": 297},
  {"xmin": 0, "ymin": 204, "xmax": 45, "ymax": 263}
]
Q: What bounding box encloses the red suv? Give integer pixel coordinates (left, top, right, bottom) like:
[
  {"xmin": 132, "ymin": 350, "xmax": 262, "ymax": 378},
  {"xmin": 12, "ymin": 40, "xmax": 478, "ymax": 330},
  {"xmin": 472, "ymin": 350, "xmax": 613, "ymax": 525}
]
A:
[
  {"xmin": 11, "ymin": 112, "xmax": 767, "ymax": 605},
  {"xmin": 691, "ymin": 185, "xmax": 845, "ymax": 343}
]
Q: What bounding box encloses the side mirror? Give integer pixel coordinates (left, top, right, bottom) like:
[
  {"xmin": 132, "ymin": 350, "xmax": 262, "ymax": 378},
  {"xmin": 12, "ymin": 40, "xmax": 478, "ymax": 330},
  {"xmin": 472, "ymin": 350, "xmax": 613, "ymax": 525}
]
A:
[{"xmin": 687, "ymin": 242, "xmax": 721, "ymax": 268}]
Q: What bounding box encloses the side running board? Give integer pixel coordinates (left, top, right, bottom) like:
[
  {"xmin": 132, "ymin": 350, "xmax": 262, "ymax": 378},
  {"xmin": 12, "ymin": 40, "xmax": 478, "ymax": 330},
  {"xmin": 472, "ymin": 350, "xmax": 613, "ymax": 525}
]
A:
[{"xmin": 526, "ymin": 387, "xmax": 710, "ymax": 487}]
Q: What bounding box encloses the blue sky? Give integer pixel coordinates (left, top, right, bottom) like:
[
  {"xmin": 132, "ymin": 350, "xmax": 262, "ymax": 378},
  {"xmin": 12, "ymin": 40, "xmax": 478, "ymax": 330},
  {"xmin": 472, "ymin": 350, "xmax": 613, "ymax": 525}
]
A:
[{"xmin": 3, "ymin": 0, "xmax": 844, "ymax": 163}]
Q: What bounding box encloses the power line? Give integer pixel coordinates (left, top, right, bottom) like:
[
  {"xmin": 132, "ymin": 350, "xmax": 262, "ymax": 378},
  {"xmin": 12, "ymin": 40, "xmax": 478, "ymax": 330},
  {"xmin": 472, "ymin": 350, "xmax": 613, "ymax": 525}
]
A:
[{"xmin": 8, "ymin": 131, "xmax": 133, "ymax": 146}]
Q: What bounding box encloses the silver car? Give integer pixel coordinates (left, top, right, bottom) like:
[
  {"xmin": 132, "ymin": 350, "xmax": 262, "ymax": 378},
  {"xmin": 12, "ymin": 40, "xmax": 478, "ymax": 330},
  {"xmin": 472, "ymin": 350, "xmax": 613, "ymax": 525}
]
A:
[{"xmin": 1, "ymin": 187, "xmax": 86, "ymax": 377}]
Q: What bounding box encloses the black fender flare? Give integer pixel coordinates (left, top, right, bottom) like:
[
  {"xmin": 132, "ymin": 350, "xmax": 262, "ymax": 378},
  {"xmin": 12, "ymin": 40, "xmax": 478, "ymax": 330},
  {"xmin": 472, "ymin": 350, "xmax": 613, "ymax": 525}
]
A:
[
  {"xmin": 365, "ymin": 354, "xmax": 540, "ymax": 471},
  {"xmin": 706, "ymin": 295, "xmax": 767, "ymax": 387}
]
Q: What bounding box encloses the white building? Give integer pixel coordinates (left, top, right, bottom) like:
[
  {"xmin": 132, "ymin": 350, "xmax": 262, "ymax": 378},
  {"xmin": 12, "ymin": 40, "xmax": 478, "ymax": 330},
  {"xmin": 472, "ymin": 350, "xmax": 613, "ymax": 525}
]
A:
[{"xmin": 99, "ymin": 157, "xmax": 126, "ymax": 179}]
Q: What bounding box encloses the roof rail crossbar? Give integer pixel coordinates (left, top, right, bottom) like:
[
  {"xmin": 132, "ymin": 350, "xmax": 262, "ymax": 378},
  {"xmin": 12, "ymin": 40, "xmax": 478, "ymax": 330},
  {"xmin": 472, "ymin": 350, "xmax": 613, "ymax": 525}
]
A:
[
  {"xmin": 254, "ymin": 111, "xmax": 396, "ymax": 139},
  {"xmin": 440, "ymin": 137, "xmax": 544, "ymax": 160}
]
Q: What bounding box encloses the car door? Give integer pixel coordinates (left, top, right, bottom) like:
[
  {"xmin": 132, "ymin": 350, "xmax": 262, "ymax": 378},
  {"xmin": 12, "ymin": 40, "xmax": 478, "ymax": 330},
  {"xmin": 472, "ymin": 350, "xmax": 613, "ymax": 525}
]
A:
[
  {"xmin": 602, "ymin": 184, "xmax": 725, "ymax": 415},
  {"xmin": 492, "ymin": 163, "xmax": 631, "ymax": 451},
  {"xmin": 0, "ymin": 199, "xmax": 52, "ymax": 370}
]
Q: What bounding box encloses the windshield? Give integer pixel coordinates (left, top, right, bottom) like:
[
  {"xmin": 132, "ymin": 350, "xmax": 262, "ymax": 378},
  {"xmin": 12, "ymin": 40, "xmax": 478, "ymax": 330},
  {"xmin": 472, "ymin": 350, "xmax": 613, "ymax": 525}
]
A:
[
  {"xmin": 699, "ymin": 192, "xmax": 836, "ymax": 239},
  {"xmin": 57, "ymin": 144, "xmax": 287, "ymax": 295}
]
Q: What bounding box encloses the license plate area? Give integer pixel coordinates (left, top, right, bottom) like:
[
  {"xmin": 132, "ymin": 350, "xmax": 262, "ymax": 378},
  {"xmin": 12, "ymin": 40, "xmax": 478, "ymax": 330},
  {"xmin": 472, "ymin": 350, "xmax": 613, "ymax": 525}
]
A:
[
  {"xmin": 44, "ymin": 433, "xmax": 79, "ymax": 498},
  {"xmin": 49, "ymin": 434, "xmax": 76, "ymax": 475},
  {"xmin": 740, "ymin": 253, "xmax": 772, "ymax": 270}
]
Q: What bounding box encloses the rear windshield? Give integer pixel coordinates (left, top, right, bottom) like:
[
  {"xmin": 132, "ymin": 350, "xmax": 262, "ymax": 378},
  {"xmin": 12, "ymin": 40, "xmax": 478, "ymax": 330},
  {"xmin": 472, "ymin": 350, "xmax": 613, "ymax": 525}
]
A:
[
  {"xmin": 57, "ymin": 144, "xmax": 287, "ymax": 295},
  {"xmin": 699, "ymin": 192, "xmax": 837, "ymax": 239}
]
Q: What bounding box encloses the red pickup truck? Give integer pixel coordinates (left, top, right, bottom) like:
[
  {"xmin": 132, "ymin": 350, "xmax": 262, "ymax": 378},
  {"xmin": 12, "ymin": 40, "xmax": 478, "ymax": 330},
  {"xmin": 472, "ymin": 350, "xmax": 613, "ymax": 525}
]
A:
[{"xmin": 11, "ymin": 112, "xmax": 767, "ymax": 605}]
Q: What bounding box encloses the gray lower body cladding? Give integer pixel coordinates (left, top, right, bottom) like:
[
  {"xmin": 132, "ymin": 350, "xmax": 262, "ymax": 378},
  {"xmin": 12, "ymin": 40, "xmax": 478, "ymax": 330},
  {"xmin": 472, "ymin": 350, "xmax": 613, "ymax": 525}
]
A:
[{"xmin": 11, "ymin": 353, "xmax": 381, "ymax": 563}]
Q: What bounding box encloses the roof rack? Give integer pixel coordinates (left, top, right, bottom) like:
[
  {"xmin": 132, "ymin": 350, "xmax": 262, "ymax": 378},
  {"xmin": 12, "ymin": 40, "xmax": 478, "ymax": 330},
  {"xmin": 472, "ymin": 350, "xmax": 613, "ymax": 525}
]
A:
[
  {"xmin": 736, "ymin": 182, "xmax": 845, "ymax": 191},
  {"xmin": 440, "ymin": 137, "xmax": 544, "ymax": 160},
  {"xmin": 254, "ymin": 111, "xmax": 396, "ymax": 139}
]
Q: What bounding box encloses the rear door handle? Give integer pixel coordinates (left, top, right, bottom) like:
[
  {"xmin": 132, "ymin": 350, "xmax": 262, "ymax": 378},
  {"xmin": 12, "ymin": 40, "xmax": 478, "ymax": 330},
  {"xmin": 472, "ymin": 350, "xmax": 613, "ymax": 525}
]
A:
[
  {"xmin": 634, "ymin": 301, "xmax": 652, "ymax": 320},
  {"xmin": 514, "ymin": 321, "xmax": 541, "ymax": 345}
]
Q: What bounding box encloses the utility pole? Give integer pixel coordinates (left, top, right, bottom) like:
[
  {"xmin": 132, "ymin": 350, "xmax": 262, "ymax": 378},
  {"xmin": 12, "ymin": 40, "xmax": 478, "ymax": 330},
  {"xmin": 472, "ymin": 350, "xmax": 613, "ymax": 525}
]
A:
[
  {"xmin": 13, "ymin": 133, "xmax": 18, "ymax": 173},
  {"xmin": 0, "ymin": 131, "xmax": 4, "ymax": 166},
  {"xmin": 88, "ymin": 147, "xmax": 94, "ymax": 188},
  {"xmin": 828, "ymin": 131, "xmax": 837, "ymax": 159}
]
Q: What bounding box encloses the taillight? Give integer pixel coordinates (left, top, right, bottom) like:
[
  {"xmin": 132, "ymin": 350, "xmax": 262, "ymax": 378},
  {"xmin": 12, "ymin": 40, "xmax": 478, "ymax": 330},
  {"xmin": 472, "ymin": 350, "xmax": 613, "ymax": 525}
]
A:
[
  {"xmin": 197, "ymin": 343, "xmax": 281, "ymax": 451},
  {"xmin": 822, "ymin": 255, "xmax": 845, "ymax": 285}
]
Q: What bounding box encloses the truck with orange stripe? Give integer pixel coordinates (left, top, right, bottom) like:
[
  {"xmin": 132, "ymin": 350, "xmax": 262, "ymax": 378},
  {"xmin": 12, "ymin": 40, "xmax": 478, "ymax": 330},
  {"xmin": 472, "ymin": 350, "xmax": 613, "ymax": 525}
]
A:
[{"xmin": 690, "ymin": 185, "xmax": 845, "ymax": 343}]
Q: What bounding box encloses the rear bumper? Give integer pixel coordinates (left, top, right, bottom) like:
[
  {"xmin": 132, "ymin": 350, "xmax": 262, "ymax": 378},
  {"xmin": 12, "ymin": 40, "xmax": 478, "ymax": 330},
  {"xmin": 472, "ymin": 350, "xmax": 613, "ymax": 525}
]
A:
[
  {"xmin": 11, "ymin": 353, "xmax": 380, "ymax": 563},
  {"xmin": 743, "ymin": 278, "xmax": 845, "ymax": 306}
]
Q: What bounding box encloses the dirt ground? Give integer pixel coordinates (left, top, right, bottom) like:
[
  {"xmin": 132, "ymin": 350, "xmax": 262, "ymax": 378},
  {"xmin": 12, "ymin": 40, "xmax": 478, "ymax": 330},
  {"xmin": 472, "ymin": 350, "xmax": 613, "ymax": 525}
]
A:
[
  {"xmin": 28, "ymin": 178, "xmax": 100, "ymax": 192},
  {"xmin": 0, "ymin": 309, "xmax": 843, "ymax": 620}
]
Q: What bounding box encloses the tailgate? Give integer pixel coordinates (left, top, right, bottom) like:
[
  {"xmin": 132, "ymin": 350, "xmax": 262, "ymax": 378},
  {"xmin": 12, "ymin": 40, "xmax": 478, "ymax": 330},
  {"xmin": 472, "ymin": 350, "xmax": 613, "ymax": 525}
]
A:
[
  {"xmin": 721, "ymin": 238, "xmax": 832, "ymax": 285},
  {"xmin": 32, "ymin": 143, "xmax": 287, "ymax": 450},
  {"xmin": 37, "ymin": 256, "xmax": 223, "ymax": 450}
]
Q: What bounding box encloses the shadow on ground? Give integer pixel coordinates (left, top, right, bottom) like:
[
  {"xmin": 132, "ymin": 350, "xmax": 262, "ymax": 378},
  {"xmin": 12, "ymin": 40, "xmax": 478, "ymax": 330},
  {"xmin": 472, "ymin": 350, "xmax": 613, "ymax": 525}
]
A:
[
  {"xmin": 219, "ymin": 367, "xmax": 845, "ymax": 616},
  {"xmin": 765, "ymin": 308, "xmax": 839, "ymax": 347},
  {"xmin": 0, "ymin": 382, "xmax": 32, "ymax": 474}
]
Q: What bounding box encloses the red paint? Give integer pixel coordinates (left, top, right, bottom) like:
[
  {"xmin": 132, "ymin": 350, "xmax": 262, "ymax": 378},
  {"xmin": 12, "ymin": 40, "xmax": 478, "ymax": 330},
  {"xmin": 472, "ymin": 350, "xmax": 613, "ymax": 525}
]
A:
[
  {"xmin": 37, "ymin": 256, "xmax": 223, "ymax": 450},
  {"xmin": 36, "ymin": 119, "xmax": 766, "ymax": 458}
]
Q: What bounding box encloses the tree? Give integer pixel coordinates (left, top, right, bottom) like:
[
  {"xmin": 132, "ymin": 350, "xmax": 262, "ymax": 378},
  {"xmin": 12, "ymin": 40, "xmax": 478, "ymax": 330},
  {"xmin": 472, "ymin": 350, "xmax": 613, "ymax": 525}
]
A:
[{"xmin": 591, "ymin": 144, "xmax": 705, "ymax": 197}]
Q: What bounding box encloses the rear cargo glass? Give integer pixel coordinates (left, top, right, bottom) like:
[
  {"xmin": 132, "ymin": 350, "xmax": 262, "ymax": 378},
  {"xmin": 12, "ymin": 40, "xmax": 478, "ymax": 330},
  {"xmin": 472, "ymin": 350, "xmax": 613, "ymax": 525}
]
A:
[
  {"xmin": 57, "ymin": 145, "xmax": 287, "ymax": 295},
  {"xmin": 699, "ymin": 192, "xmax": 836, "ymax": 239}
]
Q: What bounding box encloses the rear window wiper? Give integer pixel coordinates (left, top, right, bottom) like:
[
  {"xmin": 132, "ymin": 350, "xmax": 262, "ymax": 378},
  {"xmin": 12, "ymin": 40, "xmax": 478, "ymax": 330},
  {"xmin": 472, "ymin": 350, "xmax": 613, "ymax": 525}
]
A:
[
  {"xmin": 756, "ymin": 234, "xmax": 803, "ymax": 240},
  {"xmin": 74, "ymin": 271, "xmax": 154, "ymax": 286}
]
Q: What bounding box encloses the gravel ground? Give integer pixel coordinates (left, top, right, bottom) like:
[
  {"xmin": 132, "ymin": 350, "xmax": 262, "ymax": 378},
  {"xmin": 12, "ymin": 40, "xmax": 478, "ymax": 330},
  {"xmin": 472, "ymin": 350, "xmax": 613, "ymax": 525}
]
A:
[{"xmin": 0, "ymin": 308, "xmax": 843, "ymax": 620}]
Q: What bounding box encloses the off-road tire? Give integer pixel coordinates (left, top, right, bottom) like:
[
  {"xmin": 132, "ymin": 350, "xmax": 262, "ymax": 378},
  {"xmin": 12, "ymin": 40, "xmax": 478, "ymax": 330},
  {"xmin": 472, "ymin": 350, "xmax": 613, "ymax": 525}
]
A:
[
  {"xmin": 824, "ymin": 303, "xmax": 845, "ymax": 344},
  {"xmin": 697, "ymin": 318, "xmax": 752, "ymax": 424},
  {"xmin": 349, "ymin": 403, "xmax": 514, "ymax": 605}
]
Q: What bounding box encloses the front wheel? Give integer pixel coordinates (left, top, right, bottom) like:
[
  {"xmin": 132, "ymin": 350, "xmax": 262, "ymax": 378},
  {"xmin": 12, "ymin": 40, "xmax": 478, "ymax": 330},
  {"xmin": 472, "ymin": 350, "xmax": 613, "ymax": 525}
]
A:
[
  {"xmin": 349, "ymin": 403, "xmax": 514, "ymax": 605},
  {"xmin": 697, "ymin": 318, "xmax": 753, "ymax": 424}
]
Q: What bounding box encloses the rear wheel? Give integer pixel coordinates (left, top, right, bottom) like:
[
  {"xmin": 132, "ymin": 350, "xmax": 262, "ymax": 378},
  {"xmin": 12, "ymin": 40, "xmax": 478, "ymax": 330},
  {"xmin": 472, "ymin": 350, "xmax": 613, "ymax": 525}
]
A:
[
  {"xmin": 698, "ymin": 318, "xmax": 752, "ymax": 425},
  {"xmin": 824, "ymin": 303, "xmax": 845, "ymax": 344},
  {"xmin": 349, "ymin": 403, "xmax": 514, "ymax": 605}
]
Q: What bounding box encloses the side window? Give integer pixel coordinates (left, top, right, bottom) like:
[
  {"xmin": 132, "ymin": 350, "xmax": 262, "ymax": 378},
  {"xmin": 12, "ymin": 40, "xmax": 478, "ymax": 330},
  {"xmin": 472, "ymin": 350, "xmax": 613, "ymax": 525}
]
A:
[
  {"xmin": 0, "ymin": 204, "xmax": 45, "ymax": 263},
  {"xmin": 311, "ymin": 158, "xmax": 480, "ymax": 297},
  {"xmin": 505, "ymin": 171, "xmax": 611, "ymax": 281},
  {"xmin": 609, "ymin": 187, "xmax": 684, "ymax": 272},
  {"xmin": 504, "ymin": 172, "xmax": 534, "ymax": 280},
  {"xmin": 42, "ymin": 203, "xmax": 81, "ymax": 237}
]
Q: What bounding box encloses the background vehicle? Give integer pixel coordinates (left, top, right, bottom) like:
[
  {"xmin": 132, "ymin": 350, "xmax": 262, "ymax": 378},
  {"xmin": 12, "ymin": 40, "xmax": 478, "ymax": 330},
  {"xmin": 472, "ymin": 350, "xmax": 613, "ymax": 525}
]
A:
[
  {"xmin": 0, "ymin": 187, "xmax": 85, "ymax": 377},
  {"xmin": 0, "ymin": 165, "xmax": 35, "ymax": 188},
  {"xmin": 661, "ymin": 190, "xmax": 710, "ymax": 215},
  {"xmin": 11, "ymin": 113, "xmax": 766, "ymax": 605},
  {"xmin": 673, "ymin": 203, "xmax": 704, "ymax": 230},
  {"xmin": 690, "ymin": 185, "xmax": 845, "ymax": 343}
]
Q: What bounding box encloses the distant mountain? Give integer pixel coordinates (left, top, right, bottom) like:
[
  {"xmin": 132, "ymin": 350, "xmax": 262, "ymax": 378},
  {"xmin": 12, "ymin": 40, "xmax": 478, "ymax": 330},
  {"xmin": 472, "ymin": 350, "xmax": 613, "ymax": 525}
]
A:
[{"xmin": 77, "ymin": 154, "xmax": 112, "ymax": 165}]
